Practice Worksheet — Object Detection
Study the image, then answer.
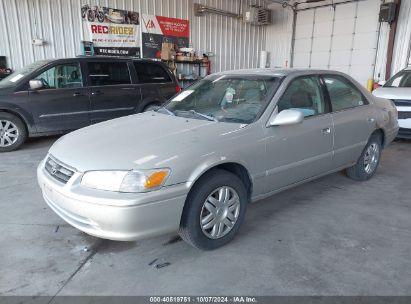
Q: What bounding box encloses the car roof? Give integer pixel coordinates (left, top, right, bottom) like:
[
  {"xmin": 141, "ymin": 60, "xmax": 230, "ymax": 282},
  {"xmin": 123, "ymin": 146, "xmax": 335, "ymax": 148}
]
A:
[
  {"xmin": 42, "ymin": 56, "xmax": 162, "ymax": 63},
  {"xmin": 212, "ymin": 68, "xmax": 347, "ymax": 78}
]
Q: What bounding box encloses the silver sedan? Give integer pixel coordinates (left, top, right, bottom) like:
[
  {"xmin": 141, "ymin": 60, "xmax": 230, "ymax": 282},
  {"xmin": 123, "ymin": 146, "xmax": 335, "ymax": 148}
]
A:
[{"xmin": 37, "ymin": 69, "xmax": 399, "ymax": 250}]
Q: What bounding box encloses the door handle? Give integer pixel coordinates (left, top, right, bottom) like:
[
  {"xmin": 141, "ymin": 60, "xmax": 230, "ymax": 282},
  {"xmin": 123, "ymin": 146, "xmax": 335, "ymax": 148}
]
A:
[
  {"xmin": 321, "ymin": 127, "xmax": 331, "ymax": 135},
  {"xmin": 73, "ymin": 92, "xmax": 83, "ymax": 97},
  {"xmin": 368, "ymin": 118, "xmax": 376, "ymax": 123},
  {"xmin": 91, "ymin": 91, "xmax": 103, "ymax": 96}
]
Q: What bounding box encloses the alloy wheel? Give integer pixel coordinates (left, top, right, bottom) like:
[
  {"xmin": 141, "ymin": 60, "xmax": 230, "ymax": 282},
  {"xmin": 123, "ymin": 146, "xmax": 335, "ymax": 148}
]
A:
[
  {"xmin": 200, "ymin": 186, "xmax": 241, "ymax": 239},
  {"xmin": 364, "ymin": 143, "xmax": 380, "ymax": 174},
  {"xmin": 0, "ymin": 120, "xmax": 19, "ymax": 147}
]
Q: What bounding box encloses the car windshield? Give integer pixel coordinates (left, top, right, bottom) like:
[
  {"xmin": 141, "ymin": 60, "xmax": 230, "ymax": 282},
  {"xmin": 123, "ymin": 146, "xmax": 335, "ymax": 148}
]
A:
[
  {"xmin": 384, "ymin": 70, "xmax": 411, "ymax": 88},
  {"xmin": 164, "ymin": 75, "xmax": 282, "ymax": 124},
  {"xmin": 0, "ymin": 60, "xmax": 50, "ymax": 89}
]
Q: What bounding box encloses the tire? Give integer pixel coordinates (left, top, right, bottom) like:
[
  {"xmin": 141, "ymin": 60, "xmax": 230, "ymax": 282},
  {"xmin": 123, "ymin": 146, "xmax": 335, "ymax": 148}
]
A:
[
  {"xmin": 143, "ymin": 104, "xmax": 160, "ymax": 112},
  {"xmin": 0, "ymin": 112, "xmax": 27, "ymax": 152},
  {"xmin": 97, "ymin": 12, "xmax": 105, "ymax": 23},
  {"xmin": 179, "ymin": 169, "xmax": 248, "ymax": 250},
  {"xmin": 346, "ymin": 133, "xmax": 382, "ymax": 181}
]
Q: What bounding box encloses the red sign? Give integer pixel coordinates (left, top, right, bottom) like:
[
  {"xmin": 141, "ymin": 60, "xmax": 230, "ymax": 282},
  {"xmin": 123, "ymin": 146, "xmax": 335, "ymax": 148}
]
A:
[{"xmin": 155, "ymin": 16, "xmax": 190, "ymax": 38}]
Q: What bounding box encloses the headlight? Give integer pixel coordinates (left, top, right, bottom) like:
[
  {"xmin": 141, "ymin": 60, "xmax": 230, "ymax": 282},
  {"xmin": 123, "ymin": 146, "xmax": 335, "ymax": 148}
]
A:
[{"xmin": 80, "ymin": 169, "xmax": 171, "ymax": 193}]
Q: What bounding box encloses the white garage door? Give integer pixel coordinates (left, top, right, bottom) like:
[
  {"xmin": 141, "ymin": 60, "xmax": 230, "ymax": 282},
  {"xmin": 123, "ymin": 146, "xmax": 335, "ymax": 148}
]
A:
[{"xmin": 291, "ymin": 0, "xmax": 381, "ymax": 87}]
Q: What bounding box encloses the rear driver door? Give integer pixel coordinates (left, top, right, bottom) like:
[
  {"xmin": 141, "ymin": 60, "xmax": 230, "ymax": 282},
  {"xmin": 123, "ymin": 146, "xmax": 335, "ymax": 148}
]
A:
[
  {"xmin": 87, "ymin": 61, "xmax": 141, "ymax": 124},
  {"xmin": 322, "ymin": 75, "xmax": 377, "ymax": 168}
]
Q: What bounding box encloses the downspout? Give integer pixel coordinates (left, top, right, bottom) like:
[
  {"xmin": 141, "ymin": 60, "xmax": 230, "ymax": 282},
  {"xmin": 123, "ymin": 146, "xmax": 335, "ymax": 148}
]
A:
[
  {"xmin": 385, "ymin": 0, "xmax": 401, "ymax": 80},
  {"xmin": 289, "ymin": 9, "xmax": 297, "ymax": 68}
]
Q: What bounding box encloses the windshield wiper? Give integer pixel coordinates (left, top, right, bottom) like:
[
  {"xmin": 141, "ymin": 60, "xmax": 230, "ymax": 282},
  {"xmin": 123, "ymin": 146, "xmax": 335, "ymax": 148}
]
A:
[
  {"xmin": 188, "ymin": 110, "xmax": 218, "ymax": 122},
  {"xmin": 157, "ymin": 107, "xmax": 175, "ymax": 116}
]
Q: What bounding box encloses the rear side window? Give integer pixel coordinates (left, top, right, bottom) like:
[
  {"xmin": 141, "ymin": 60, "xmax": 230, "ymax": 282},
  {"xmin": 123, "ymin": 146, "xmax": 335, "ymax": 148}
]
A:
[
  {"xmin": 88, "ymin": 62, "xmax": 131, "ymax": 86},
  {"xmin": 134, "ymin": 62, "xmax": 172, "ymax": 84},
  {"xmin": 323, "ymin": 75, "xmax": 367, "ymax": 112}
]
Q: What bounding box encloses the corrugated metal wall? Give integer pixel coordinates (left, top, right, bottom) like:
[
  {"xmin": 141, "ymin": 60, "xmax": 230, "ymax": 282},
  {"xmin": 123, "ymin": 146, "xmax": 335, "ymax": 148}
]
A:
[
  {"xmin": 0, "ymin": 0, "xmax": 266, "ymax": 72},
  {"xmin": 264, "ymin": 3, "xmax": 294, "ymax": 68}
]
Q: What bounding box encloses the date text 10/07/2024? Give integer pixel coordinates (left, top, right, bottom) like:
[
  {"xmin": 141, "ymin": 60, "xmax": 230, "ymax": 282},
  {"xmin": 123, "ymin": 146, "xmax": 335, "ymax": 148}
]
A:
[{"xmin": 149, "ymin": 297, "xmax": 258, "ymax": 303}]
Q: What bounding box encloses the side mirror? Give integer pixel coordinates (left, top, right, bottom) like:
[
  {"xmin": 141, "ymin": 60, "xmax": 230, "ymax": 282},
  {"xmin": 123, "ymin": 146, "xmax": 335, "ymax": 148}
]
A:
[
  {"xmin": 268, "ymin": 109, "xmax": 304, "ymax": 127},
  {"xmin": 29, "ymin": 79, "xmax": 43, "ymax": 90}
]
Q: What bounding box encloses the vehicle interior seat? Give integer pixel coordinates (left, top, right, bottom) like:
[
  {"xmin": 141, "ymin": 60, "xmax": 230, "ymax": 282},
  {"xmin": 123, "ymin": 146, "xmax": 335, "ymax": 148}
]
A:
[{"xmin": 290, "ymin": 91, "xmax": 316, "ymax": 117}]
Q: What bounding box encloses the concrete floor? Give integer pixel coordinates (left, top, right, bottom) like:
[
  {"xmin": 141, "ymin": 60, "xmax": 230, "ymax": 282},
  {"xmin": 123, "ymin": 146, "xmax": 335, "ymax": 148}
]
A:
[{"xmin": 1, "ymin": 137, "xmax": 411, "ymax": 298}]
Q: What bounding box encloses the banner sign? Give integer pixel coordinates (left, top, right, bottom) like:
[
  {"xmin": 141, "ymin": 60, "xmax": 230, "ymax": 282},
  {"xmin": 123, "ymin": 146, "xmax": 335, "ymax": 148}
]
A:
[
  {"xmin": 81, "ymin": 4, "xmax": 141, "ymax": 57},
  {"xmin": 142, "ymin": 14, "xmax": 190, "ymax": 59}
]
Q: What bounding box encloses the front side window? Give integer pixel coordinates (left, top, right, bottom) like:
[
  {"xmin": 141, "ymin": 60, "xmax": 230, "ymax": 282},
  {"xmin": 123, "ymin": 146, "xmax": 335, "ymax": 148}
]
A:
[
  {"xmin": 134, "ymin": 62, "xmax": 172, "ymax": 84},
  {"xmin": 164, "ymin": 75, "xmax": 282, "ymax": 124},
  {"xmin": 34, "ymin": 63, "xmax": 83, "ymax": 90},
  {"xmin": 277, "ymin": 76, "xmax": 327, "ymax": 118},
  {"xmin": 88, "ymin": 62, "xmax": 131, "ymax": 86},
  {"xmin": 323, "ymin": 75, "xmax": 366, "ymax": 111},
  {"xmin": 385, "ymin": 70, "xmax": 411, "ymax": 88}
]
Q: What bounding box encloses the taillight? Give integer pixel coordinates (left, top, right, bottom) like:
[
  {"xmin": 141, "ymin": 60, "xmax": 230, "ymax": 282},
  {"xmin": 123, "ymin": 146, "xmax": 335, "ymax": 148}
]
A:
[{"xmin": 176, "ymin": 85, "xmax": 182, "ymax": 93}]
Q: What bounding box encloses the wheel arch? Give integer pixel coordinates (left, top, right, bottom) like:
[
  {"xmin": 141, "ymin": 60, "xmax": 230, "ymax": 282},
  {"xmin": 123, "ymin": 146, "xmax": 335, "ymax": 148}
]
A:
[
  {"xmin": 371, "ymin": 128, "xmax": 385, "ymax": 147},
  {"xmin": 0, "ymin": 109, "xmax": 32, "ymax": 135},
  {"xmin": 187, "ymin": 162, "xmax": 253, "ymax": 203}
]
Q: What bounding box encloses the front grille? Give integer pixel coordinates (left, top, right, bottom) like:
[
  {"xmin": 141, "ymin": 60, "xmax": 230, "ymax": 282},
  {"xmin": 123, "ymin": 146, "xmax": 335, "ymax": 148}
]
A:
[
  {"xmin": 45, "ymin": 157, "xmax": 75, "ymax": 184},
  {"xmin": 398, "ymin": 111, "xmax": 411, "ymax": 120},
  {"xmin": 391, "ymin": 99, "xmax": 411, "ymax": 107}
]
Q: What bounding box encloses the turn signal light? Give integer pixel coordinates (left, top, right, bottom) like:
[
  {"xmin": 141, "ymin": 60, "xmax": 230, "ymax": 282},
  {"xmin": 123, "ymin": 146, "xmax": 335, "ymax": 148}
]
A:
[
  {"xmin": 144, "ymin": 171, "xmax": 169, "ymax": 189},
  {"xmin": 176, "ymin": 85, "xmax": 182, "ymax": 93}
]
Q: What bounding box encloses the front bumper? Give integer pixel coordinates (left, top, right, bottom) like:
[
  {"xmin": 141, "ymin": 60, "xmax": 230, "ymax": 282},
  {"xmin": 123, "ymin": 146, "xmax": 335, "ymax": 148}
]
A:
[
  {"xmin": 397, "ymin": 106, "xmax": 411, "ymax": 139},
  {"xmin": 37, "ymin": 159, "xmax": 189, "ymax": 241}
]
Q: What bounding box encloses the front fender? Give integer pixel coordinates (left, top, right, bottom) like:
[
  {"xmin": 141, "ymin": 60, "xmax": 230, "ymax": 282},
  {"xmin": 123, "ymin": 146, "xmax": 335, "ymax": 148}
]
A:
[{"xmin": 0, "ymin": 101, "xmax": 36, "ymax": 134}]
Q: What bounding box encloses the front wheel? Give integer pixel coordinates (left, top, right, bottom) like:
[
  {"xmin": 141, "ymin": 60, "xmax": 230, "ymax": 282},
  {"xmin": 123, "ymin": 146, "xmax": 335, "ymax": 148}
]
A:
[
  {"xmin": 0, "ymin": 113, "xmax": 27, "ymax": 152},
  {"xmin": 346, "ymin": 134, "xmax": 382, "ymax": 181},
  {"xmin": 179, "ymin": 169, "xmax": 248, "ymax": 250}
]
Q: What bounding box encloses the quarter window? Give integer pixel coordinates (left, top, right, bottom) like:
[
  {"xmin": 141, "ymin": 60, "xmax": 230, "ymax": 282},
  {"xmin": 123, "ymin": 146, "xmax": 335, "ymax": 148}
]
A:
[
  {"xmin": 134, "ymin": 62, "xmax": 172, "ymax": 84},
  {"xmin": 323, "ymin": 75, "xmax": 366, "ymax": 111},
  {"xmin": 88, "ymin": 62, "xmax": 131, "ymax": 86},
  {"xmin": 277, "ymin": 76, "xmax": 327, "ymax": 118},
  {"xmin": 34, "ymin": 63, "xmax": 82, "ymax": 89}
]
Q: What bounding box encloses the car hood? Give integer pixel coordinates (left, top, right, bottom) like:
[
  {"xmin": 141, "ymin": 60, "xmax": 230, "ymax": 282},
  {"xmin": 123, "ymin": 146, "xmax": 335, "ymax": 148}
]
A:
[
  {"xmin": 0, "ymin": 86, "xmax": 15, "ymax": 95},
  {"xmin": 372, "ymin": 87, "xmax": 411, "ymax": 100},
  {"xmin": 49, "ymin": 112, "xmax": 245, "ymax": 172}
]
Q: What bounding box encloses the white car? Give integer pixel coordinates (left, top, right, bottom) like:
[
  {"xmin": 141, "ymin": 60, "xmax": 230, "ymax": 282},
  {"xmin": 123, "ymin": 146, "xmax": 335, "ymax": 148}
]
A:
[{"xmin": 373, "ymin": 67, "xmax": 411, "ymax": 139}]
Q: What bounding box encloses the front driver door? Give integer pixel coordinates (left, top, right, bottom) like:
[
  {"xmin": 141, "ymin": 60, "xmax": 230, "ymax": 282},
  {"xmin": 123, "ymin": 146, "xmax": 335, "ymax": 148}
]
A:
[
  {"xmin": 264, "ymin": 75, "xmax": 334, "ymax": 193},
  {"xmin": 28, "ymin": 61, "xmax": 90, "ymax": 133}
]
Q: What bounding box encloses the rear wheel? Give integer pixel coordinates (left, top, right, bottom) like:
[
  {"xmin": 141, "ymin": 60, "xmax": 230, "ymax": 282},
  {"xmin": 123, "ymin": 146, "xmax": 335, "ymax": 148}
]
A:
[
  {"xmin": 0, "ymin": 113, "xmax": 27, "ymax": 152},
  {"xmin": 179, "ymin": 169, "xmax": 248, "ymax": 250},
  {"xmin": 346, "ymin": 134, "xmax": 382, "ymax": 181},
  {"xmin": 143, "ymin": 104, "xmax": 160, "ymax": 112}
]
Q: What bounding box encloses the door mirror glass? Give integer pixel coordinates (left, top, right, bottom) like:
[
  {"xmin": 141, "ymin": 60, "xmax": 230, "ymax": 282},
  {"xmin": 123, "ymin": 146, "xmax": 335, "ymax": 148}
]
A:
[
  {"xmin": 29, "ymin": 79, "xmax": 43, "ymax": 90},
  {"xmin": 269, "ymin": 109, "xmax": 304, "ymax": 127}
]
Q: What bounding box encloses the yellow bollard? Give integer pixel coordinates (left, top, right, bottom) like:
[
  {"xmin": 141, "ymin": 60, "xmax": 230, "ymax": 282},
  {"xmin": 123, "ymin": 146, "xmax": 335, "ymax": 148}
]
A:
[{"xmin": 367, "ymin": 79, "xmax": 374, "ymax": 92}]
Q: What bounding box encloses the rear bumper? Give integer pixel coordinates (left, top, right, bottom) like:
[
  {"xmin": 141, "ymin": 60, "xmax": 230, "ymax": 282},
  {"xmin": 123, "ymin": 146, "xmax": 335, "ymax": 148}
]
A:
[{"xmin": 37, "ymin": 160, "xmax": 189, "ymax": 241}]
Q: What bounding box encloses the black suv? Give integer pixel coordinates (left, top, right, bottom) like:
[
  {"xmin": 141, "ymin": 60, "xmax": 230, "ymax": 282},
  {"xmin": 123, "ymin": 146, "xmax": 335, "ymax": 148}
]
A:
[{"xmin": 0, "ymin": 57, "xmax": 180, "ymax": 152}]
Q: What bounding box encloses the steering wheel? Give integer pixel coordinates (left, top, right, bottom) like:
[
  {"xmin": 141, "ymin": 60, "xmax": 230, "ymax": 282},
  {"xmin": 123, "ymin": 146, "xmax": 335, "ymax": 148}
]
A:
[{"xmin": 38, "ymin": 78, "xmax": 50, "ymax": 88}]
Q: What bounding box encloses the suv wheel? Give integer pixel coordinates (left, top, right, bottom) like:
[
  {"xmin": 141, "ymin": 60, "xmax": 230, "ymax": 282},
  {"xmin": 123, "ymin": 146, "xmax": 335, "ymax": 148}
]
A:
[
  {"xmin": 143, "ymin": 104, "xmax": 160, "ymax": 112},
  {"xmin": 346, "ymin": 133, "xmax": 382, "ymax": 181},
  {"xmin": 179, "ymin": 169, "xmax": 248, "ymax": 250},
  {"xmin": 0, "ymin": 113, "xmax": 27, "ymax": 152}
]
